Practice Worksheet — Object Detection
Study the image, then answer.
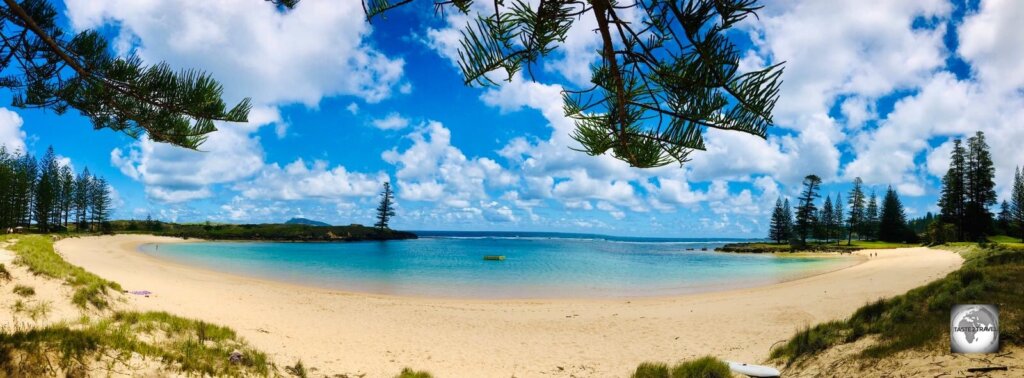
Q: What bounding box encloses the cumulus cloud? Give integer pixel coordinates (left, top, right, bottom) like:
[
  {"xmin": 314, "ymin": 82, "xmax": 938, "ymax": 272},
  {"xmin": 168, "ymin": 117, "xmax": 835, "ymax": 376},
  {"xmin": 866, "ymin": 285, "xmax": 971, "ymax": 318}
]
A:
[
  {"xmin": 66, "ymin": 0, "xmax": 405, "ymax": 106},
  {"xmin": 382, "ymin": 121, "xmax": 516, "ymax": 208},
  {"xmin": 0, "ymin": 108, "xmax": 26, "ymax": 153},
  {"xmin": 371, "ymin": 112, "xmax": 410, "ymax": 130},
  {"xmin": 233, "ymin": 158, "xmax": 386, "ymax": 201},
  {"xmin": 111, "ymin": 107, "xmax": 280, "ymax": 203}
]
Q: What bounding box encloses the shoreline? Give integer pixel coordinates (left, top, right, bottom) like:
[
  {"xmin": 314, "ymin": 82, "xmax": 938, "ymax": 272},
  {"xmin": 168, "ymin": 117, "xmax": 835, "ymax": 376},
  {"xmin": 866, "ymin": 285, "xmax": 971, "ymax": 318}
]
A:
[
  {"xmin": 57, "ymin": 234, "xmax": 964, "ymax": 377},
  {"xmin": 132, "ymin": 238, "xmax": 865, "ymax": 301}
]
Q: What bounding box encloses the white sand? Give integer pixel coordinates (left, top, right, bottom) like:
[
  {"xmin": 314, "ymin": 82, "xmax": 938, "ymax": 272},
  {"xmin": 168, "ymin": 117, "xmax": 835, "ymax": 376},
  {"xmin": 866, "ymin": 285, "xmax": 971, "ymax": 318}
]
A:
[{"xmin": 56, "ymin": 235, "xmax": 963, "ymax": 377}]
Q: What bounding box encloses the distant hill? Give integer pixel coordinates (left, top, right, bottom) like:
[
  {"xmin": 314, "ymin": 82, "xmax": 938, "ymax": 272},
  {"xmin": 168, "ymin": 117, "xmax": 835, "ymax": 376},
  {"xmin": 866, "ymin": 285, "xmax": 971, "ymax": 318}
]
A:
[{"xmin": 285, "ymin": 217, "xmax": 331, "ymax": 227}]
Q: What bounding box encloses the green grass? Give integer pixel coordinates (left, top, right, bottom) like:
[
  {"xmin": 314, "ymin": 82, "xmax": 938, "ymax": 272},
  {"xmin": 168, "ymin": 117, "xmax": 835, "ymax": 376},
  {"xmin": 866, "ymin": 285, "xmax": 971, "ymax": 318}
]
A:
[
  {"xmin": 987, "ymin": 235, "xmax": 1024, "ymax": 244},
  {"xmin": 0, "ymin": 311, "xmax": 271, "ymax": 377},
  {"xmin": 0, "ymin": 263, "xmax": 9, "ymax": 281},
  {"xmin": 770, "ymin": 244, "xmax": 1024, "ymax": 366},
  {"xmin": 3, "ymin": 234, "xmax": 121, "ymax": 309},
  {"xmin": 394, "ymin": 367, "xmax": 434, "ymax": 378},
  {"xmin": 631, "ymin": 356, "xmax": 731, "ymax": 378},
  {"xmin": 12, "ymin": 284, "xmax": 34, "ymax": 297},
  {"xmin": 719, "ymin": 239, "xmax": 917, "ymax": 253}
]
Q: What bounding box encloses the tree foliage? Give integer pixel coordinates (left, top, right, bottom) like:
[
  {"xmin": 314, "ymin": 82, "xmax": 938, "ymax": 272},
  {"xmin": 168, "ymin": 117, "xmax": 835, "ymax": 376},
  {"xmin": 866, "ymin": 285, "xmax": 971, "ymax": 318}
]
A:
[
  {"xmin": 878, "ymin": 186, "xmax": 910, "ymax": 243},
  {"xmin": 963, "ymin": 131, "xmax": 997, "ymax": 240},
  {"xmin": 794, "ymin": 175, "xmax": 821, "ymax": 244},
  {"xmin": 846, "ymin": 177, "xmax": 865, "ymax": 244},
  {"xmin": 768, "ymin": 197, "xmax": 790, "ymax": 244},
  {"xmin": 938, "ymin": 132, "xmax": 998, "ymax": 242},
  {"xmin": 864, "ymin": 191, "xmax": 879, "ymax": 241},
  {"xmin": 0, "ymin": 145, "xmax": 110, "ymax": 232},
  {"xmin": 938, "ymin": 138, "xmax": 967, "ymax": 240},
  {"xmin": 374, "ymin": 181, "xmax": 396, "ymax": 230},
  {"xmin": 1012, "ymin": 166, "xmax": 1024, "ymax": 241},
  {"xmin": 0, "ymin": 0, "xmax": 251, "ymax": 149},
  {"xmin": 362, "ymin": 0, "xmax": 784, "ymax": 168}
]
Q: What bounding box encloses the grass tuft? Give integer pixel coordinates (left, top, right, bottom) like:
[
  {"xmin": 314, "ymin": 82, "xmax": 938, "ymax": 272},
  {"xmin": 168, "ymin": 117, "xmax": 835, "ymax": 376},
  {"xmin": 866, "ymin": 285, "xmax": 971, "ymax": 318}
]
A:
[
  {"xmin": 632, "ymin": 356, "xmax": 730, "ymax": 378},
  {"xmin": 3, "ymin": 235, "xmax": 121, "ymax": 309},
  {"xmin": 12, "ymin": 284, "xmax": 34, "ymax": 297},
  {"xmin": 285, "ymin": 359, "xmax": 308, "ymax": 377},
  {"xmin": 395, "ymin": 367, "xmax": 434, "ymax": 378},
  {"xmin": 0, "ymin": 263, "xmax": 10, "ymax": 281},
  {"xmin": 0, "ymin": 310, "xmax": 271, "ymax": 377}
]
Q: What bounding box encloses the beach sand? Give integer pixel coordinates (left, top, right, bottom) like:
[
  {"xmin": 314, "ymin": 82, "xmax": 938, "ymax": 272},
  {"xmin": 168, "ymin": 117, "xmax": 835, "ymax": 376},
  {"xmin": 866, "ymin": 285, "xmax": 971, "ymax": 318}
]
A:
[{"xmin": 55, "ymin": 235, "xmax": 963, "ymax": 377}]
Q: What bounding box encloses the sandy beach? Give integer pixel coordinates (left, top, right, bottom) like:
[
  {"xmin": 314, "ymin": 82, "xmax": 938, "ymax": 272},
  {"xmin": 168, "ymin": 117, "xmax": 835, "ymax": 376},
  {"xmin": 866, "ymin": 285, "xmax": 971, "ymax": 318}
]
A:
[{"xmin": 54, "ymin": 235, "xmax": 963, "ymax": 377}]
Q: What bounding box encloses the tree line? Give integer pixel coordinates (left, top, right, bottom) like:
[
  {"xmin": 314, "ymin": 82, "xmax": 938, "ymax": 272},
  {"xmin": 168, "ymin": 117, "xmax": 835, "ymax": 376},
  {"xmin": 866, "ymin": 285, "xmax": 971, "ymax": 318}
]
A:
[
  {"xmin": 769, "ymin": 175, "xmax": 914, "ymax": 245},
  {"xmin": 934, "ymin": 131, "xmax": 1024, "ymax": 243},
  {"xmin": 770, "ymin": 131, "xmax": 1024, "ymax": 246},
  {"xmin": 0, "ymin": 146, "xmax": 112, "ymax": 233}
]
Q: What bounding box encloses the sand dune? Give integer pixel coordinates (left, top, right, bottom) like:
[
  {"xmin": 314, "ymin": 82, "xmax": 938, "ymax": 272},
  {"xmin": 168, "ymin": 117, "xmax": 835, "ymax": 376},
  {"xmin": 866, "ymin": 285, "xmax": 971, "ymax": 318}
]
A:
[{"xmin": 56, "ymin": 235, "xmax": 962, "ymax": 377}]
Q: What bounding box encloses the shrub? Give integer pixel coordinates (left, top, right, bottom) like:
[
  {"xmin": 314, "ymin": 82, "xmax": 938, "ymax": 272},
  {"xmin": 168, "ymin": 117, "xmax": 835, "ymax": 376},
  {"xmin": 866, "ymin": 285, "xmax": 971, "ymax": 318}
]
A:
[
  {"xmin": 670, "ymin": 356, "xmax": 731, "ymax": 378},
  {"xmin": 632, "ymin": 357, "xmax": 731, "ymax": 378},
  {"xmin": 395, "ymin": 367, "xmax": 434, "ymax": 378},
  {"xmin": 12, "ymin": 285, "xmax": 34, "ymax": 297}
]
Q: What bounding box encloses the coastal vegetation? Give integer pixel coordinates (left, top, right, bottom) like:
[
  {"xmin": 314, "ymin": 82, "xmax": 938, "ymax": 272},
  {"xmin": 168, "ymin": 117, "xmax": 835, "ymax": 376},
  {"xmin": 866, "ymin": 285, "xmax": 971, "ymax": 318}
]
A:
[
  {"xmin": 4, "ymin": 234, "xmax": 120, "ymax": 309},
  {"xmin": 0, "ymin": 311, "xmax": 273, "ymax": 377},
  {"xmin": 631, "ymin": 356, "xmax": 731, "ymax": 378},
  {"xmin": 0, "ymin": 146, "xmax": 112, "ymax": 234},
  {"xmin": 754, "ymin": 131, "xmax": 1021, "ymax": 252},
  {"xmin": 770, "ymin": 243, "xmax": 1022, "ymax": 369}
]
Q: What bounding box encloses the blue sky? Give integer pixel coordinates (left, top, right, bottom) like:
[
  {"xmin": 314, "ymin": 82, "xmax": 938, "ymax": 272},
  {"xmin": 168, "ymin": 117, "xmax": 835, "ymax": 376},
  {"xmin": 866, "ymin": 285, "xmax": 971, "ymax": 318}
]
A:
[{"xmin": 2, "ymin": 0, "xmax": 1023, "ymax": 237}]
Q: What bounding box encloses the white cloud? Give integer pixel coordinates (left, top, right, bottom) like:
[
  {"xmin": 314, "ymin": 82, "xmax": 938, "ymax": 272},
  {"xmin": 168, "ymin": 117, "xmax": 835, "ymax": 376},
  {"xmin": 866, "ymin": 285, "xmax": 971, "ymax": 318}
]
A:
[
  {"xmin": 382, "ymin": 121, "xmax": 515, "ymax": 207},
  {"xmin": 958, "ymin": 0, "xmax": 1024, "ymax": 92},
  {"xmin": 66, "ymin": 0, "xmax": 405, "ymax": 106},
  {"xmin": 0, "ymin": 108, "xmax": 26, "ymax": 153},
  {"xmin": 346, "ymin": 102, "xmax": 360, "ymax": 115},
  {"xmin": 233, "ymin": 158, "xmax": 386, "ymax": 201},
  {"xmin": 371, "ymin": 112, "xmax": 410, "ymax": 130},
  {"xmin": 111, "ymin": 107, "xmax": 281, "ymax": 203}
]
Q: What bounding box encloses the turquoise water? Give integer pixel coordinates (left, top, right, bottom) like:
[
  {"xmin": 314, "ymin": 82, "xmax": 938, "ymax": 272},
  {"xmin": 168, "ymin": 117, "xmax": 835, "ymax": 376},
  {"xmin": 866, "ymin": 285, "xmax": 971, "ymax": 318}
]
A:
[{"xmin": 138, "ymin": 235, "xmax": 856, "ymax": 298}]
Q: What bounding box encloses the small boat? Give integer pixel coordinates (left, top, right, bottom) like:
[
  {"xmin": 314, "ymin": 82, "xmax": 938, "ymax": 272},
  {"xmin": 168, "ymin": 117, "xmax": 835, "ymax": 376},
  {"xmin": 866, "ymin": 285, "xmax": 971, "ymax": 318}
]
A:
[
  {"xmin": 726, "ymin": 361, "xmax": 780, "ymax": 378},
  {"xmin": 483, "ymin": 255, "xmax": 505, "ymax": 261}
]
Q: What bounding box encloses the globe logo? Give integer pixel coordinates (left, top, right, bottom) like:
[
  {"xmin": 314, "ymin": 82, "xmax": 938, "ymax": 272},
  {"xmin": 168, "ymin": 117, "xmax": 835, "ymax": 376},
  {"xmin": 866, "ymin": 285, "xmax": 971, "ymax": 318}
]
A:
[{"xmin": 950, "ymin": 304, "xmax": 999, "ymax": 353}]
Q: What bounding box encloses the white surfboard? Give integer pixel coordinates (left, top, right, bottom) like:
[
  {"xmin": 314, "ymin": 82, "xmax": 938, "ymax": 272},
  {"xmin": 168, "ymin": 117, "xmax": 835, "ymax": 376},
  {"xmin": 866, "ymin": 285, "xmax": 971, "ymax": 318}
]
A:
[{"xmin": 726, "ymin": 361, "xmax": 781, "ymax": 378}]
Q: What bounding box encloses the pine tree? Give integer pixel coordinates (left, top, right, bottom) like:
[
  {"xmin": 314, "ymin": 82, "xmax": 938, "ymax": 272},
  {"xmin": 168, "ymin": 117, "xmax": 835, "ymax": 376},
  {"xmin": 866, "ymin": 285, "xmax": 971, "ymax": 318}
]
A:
[
  {"xmin": 847, "ymin": 177, "xmax": 866, "ymax": 244},
  {"xmin": 795, "ymin": 175, "xmax": 822, "ymax": 244},
  {"xmin": 59, "ymin": 165, "xmax": 74, "ymax": 228},
  {"xmin": 0, "ymin": 0, "xmax": 251, "ymax": 150},
  {"xmin": 820, "ymin": 195, "xmax": 834, "ymax": 243},
  {"xmin": 833, "ymin": 192, "xmax": 845, "ymax": 245},
  {"xmin": 997, "ymin": 201, "xmax": 1011, "ymax": 235},
  {"xmin": 74, "ymin": 168, "xmax": 92, "ymax": 230},
  {"xmin": 768, "ymin": 197, "xmax": 789, "ymax": 244},
  {"xmin": 782, "ymin": 198, "xmax": 794, "ymax": 242},
  {"xmin": 33, "ymin": 147, "xmax": 57, "ymax": 232},
  {"xmin": 89, "ymin": 176, "xmax": 111, "ymax": 230},
  {"xmin": 964, "ymin": 132, "xmax": 997, "ymax": 241},
  {"xmin": 878, "ymin": 187, "xmax": 909, "ymax": 243},
  {"xmin": 374, "ymin": 182, "xmax": 396, "ymax": 230},
  {"xmin": 938, "ymin": 139, "xmax": 967, "ymax": 240},
  {"xmin": 364, "ymin": 1, "xmax": 784, "ymax": 168},
  {"xmin": 865, "ymin": 191, "xmax": 880, "ymax": 240},
  {"xmin": 1012, "ymin": 166, "xmax": 1024, "ymax": 241}
]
